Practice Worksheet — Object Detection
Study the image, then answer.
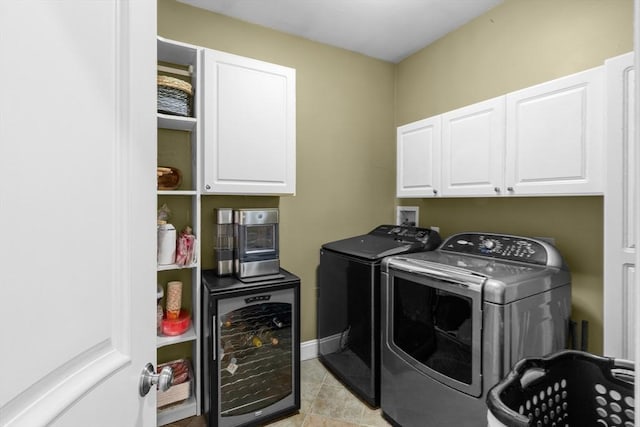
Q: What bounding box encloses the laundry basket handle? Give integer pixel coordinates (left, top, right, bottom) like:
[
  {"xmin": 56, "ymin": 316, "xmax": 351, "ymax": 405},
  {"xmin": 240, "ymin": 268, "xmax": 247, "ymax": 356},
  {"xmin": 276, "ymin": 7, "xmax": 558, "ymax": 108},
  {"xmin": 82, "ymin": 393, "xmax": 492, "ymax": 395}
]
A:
[
  {"xmin": 487, "ymin": 350, "xmax": 630, "ymax": 427},
  {"xmin": 486, "ymin": 356, "xmax": 544, "ymax": 427},
  {"xmin": 611, "ymin": 358, "xmax": 635, "ymax": 384}
]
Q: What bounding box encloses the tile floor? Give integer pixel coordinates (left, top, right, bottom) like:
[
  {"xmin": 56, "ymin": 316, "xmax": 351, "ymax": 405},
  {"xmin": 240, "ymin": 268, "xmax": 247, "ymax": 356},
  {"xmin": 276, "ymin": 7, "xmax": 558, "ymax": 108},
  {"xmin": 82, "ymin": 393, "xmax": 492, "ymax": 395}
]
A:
[{"xmin": 166, "ymin": 358, "xmax": 392, "ymax": 427}]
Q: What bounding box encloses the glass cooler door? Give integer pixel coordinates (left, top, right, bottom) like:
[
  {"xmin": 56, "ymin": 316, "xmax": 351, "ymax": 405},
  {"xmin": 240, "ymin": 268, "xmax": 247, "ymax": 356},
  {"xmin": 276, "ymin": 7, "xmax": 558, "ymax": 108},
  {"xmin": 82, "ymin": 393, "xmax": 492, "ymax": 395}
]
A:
[{"xmin": 215, "ymin": 287, "xmax": 296, "ymax": 426}]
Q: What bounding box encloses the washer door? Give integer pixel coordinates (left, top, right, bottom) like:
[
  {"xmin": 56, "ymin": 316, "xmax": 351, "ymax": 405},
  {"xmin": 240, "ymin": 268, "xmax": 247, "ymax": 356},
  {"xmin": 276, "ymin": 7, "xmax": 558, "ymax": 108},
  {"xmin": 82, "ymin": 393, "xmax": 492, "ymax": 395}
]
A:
[{"xmin": 384, "ymin": 263, "xmax": 484, "ymax": 397}]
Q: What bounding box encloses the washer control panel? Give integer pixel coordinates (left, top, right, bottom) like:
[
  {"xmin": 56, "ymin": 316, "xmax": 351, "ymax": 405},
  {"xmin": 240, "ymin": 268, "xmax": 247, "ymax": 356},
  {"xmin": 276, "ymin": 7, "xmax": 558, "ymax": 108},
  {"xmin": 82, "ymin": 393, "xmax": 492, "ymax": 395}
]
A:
[
  {"xmin": 441, "ymin": 233, "xmax": 549, "ymax": 265},
  {"xmin": 369, "ymin": 224, "xmax": 441, "ymax": 246}
]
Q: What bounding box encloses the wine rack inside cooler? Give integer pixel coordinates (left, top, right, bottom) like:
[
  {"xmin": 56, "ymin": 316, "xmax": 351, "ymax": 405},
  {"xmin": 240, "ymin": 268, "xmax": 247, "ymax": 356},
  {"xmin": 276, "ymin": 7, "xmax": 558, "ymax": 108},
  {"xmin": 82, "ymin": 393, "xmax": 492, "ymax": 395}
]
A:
[{"xmin": 219, "ymin": 302, "xmax": 292, "ymax": 416}]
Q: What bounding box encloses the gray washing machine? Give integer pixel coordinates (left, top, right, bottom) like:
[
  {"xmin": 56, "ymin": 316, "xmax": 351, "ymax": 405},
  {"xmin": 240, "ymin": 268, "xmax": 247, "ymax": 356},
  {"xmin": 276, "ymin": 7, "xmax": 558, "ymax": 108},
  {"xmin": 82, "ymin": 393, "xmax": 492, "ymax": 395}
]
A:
[
  {"xmin": 380, "ymin": 232, "xmax": 571, "ymax": 426},
  {"xmin": 317, "ymin": 224, "xmax": 442, "ymax": 407}
]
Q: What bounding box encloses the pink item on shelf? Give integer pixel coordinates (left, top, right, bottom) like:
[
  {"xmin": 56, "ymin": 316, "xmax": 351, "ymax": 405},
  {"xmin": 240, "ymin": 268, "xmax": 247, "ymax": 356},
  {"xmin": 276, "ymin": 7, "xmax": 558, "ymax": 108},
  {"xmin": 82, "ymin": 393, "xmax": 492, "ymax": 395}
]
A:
[{"xmin": 175, "ymin": 226, "xmax": 196, "ymax": 266}]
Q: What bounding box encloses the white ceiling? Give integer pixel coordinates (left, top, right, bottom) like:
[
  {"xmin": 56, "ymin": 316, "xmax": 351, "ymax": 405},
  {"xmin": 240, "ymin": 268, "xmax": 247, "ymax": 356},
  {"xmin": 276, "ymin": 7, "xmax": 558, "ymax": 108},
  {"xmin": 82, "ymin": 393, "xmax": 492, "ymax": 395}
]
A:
[{"xmin": 178, "ymin": 0, "xmax": 504, "ymax": 63}]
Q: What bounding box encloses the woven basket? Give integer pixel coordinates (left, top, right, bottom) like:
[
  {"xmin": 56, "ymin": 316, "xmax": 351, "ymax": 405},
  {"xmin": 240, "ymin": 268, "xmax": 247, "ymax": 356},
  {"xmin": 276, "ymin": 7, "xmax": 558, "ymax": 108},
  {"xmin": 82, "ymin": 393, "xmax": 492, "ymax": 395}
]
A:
[
  {"xmin": 157, "ymin": 75, "xmax": 193, "ymax": 117},
  {"xmin": 157, "ymin": 358, "xmax": 192, "ymax": 409}
]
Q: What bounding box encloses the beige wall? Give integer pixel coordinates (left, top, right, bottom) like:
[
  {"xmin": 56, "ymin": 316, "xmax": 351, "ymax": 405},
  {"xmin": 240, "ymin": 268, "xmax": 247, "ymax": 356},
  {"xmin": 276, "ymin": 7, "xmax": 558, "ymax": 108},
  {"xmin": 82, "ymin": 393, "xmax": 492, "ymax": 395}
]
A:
[
  {"xmin": 158, "ymin": 0, "xmax": 396, "ymax": 342},
  {"xmin": 396, "ymin": 0, "xmax": 633, "ymax": 122},
  {"xmin": 159, "ymin": 0, "xmax": 633, "ymax": 354},
  {"xmin": 396, "ymin": 0, "xmax": 634, "ymax": 354}
]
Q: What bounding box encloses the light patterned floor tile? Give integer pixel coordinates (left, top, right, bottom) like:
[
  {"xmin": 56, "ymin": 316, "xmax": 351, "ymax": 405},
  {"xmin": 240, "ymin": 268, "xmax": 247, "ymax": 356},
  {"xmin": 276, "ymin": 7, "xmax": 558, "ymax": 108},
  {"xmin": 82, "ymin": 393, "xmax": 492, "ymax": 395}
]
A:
[
  {"xmin": 302, "ymin": 414, "xmax": 361, "ymax": 427},
  {"xmin": 360, "ymin": 408, "xmax": 393, "ymax": 427}
]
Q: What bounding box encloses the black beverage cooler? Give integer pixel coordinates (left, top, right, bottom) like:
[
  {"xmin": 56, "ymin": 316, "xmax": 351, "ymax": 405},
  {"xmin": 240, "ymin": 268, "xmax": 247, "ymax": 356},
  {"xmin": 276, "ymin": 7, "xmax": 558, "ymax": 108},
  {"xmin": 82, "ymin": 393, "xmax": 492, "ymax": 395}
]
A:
[{"xmin": 201, "ymin": 269, "xmax": 300, "ymax": 427}]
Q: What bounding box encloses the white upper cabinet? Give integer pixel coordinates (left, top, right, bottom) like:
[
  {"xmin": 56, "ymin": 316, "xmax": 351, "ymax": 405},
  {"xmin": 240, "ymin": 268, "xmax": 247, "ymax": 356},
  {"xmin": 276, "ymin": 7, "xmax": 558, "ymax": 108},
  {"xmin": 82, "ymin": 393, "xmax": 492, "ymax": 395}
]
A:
[
  {"xmin": 397, "ymin": 116, "xmax": 442, "ymax": 197},
  {"xmin": 441, "ymin": 96, "xmax": 506, "ymax": 196},
  {"xmin": 398, "ymin": 66, "xmax": 605, "ymax": 198},
  {"xmin": 505, "ymin": 66, "xmax": 604, "ymax": 195},
  {"xmin": 202, "ymin": 49, "xmax": 296, "ymax": 195}
]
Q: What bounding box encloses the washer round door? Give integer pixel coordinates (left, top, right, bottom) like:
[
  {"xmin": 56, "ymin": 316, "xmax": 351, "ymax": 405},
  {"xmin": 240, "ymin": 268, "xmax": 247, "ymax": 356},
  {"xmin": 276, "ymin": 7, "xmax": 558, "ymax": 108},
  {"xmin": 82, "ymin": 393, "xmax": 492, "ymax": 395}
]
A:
[{"xmin": 383, "ymin": 263, "xmax": 484, "ymax": 397}]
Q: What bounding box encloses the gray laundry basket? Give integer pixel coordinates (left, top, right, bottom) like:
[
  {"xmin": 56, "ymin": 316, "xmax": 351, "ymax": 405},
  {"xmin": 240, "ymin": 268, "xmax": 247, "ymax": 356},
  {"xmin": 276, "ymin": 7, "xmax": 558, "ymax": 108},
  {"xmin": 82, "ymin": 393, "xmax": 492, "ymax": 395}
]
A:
[{"xmin": 486, "ymin": 350, "xmax": 634, "ymax": 427}]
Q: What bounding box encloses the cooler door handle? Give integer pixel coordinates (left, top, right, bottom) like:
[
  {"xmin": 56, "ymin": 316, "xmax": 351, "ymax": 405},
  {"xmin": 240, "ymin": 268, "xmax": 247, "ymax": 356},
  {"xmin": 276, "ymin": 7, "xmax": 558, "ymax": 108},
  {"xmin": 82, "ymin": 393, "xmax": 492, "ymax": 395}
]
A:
[{"xmin": 212, "ymin": 315, "xmax": 217, "ymax": 361}]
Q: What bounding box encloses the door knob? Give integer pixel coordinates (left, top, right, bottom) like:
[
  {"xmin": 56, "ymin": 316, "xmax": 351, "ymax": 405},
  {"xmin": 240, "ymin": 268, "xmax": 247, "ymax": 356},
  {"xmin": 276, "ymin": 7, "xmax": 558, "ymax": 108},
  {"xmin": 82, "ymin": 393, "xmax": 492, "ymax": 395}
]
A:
[{"xmin": 139, "ymin": 363, "xmax": 173, "ymax": 397}]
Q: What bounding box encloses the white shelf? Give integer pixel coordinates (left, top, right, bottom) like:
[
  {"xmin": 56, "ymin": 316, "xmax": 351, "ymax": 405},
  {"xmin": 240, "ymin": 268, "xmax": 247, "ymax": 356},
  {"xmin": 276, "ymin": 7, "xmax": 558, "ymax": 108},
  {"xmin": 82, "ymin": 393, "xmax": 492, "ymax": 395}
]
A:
[
  {"xmin": 158, "ymin": 113, "xmax": 197, "ymax": 131},
  {"xmin": 158, "ymin": 36, "xmax": 199, "ymax": 67},
  {"xmin": 157, "ymin": 394, "xmax": 197, "ymax": 426},
  {"xmin": 157, "ymin": 262, "xmax": 197, "ymax": 272},
  {"xmin": 157, "ymin": 190, "xmax": 197, "ymax": 196},
  {"xmin": 157, "ymin": 323, "xmax": 197, "ymax": 348}
]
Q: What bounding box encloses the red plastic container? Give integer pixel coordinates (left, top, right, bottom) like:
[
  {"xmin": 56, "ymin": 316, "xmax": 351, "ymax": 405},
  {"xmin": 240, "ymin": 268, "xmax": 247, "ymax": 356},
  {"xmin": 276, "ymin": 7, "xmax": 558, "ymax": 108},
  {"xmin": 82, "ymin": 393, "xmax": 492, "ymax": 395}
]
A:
[{"xmin": 161, "ymin": 309, "xmax": 191, "ymax": 336}]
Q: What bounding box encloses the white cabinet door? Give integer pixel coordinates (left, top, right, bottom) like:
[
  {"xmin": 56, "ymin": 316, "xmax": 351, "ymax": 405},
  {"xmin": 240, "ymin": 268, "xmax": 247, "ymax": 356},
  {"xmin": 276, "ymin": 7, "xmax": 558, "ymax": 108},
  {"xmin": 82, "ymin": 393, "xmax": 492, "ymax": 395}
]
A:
[
  {"xmin": 505, "ymin": 67, "xmax": 604, "ymax": 195},
  {"xmin": 397, "ymin": 116, "xmax": 442, "ymax": 198},
  {"xmin": 604, "ymin": 52, "xmax": 635, "ymax": 359},
  {"xmin": 441, "ymin": 97, "xmax": 506, "ymax": 197},
  {"xmin": 202, "ymin": 49, "xmax": 296, "ymax": 195},
  {"xmin": 0, "ymin": 1, "xmax": 156, "ymax": 426}
]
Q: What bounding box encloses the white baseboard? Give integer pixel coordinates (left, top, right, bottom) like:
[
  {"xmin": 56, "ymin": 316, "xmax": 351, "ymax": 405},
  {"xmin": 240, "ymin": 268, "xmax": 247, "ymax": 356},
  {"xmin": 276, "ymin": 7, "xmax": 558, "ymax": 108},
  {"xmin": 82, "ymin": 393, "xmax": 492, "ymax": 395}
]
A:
[{"xmin": 300, "ymin": 339, "xmax": 318, "ymax": 360}]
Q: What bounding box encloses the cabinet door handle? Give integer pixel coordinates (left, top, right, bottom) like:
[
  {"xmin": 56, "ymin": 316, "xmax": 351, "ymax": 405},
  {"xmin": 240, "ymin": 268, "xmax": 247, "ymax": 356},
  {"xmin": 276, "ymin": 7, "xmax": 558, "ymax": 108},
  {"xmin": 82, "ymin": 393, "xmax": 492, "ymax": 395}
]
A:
[
  {"xmin": 494, "ymin": 187, "xmax": 500, "ymax": 193},
  {"xmin": 507, "ymin": 186, "xmax": 514, "ymax": 192},
  {"xmin": 433, "ymin": 189, "xmax": 438, "ymax": 195}
]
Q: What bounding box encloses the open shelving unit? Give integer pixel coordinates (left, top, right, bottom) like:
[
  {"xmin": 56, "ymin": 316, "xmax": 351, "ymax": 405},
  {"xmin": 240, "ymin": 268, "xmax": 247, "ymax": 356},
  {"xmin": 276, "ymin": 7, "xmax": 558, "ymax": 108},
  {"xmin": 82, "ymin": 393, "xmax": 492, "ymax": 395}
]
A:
[{"xmin": 156, "ymin": 36, "xmax": 203, "ymax": 426}]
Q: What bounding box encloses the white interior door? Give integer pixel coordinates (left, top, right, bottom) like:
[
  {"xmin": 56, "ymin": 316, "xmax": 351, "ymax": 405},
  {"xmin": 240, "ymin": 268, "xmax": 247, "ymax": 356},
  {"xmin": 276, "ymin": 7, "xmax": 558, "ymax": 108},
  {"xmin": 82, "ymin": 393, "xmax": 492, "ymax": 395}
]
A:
[
  {"xmin": 635, "ymin": 1, "xmax": 640, "ymax": 421},
  {"xmin": 0, "ymin": 1, "xmax": 157, "ymax": 426},
  {"xmin": 604, "ymin": 52, "xmax": 635, "ymax": 360}
]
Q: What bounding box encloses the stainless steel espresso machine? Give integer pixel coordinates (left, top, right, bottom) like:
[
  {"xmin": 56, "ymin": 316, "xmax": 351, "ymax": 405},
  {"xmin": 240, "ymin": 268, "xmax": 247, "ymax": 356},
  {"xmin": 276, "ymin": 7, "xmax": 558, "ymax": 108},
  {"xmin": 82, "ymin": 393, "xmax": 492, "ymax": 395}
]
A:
[{"xmin": 214, "ymin": 208, "xmax": 281, "ymax": 281}]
